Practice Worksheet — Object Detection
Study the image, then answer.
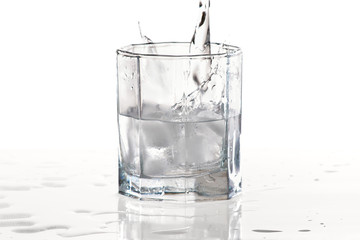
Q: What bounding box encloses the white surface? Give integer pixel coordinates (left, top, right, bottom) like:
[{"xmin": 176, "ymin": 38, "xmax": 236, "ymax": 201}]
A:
[{"xmin": 0, "ymin": 149, "xmax": 359, "ymax": 239}]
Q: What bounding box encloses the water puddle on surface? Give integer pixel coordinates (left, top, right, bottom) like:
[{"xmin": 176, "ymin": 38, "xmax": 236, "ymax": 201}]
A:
[
  {"xmin": 0, "ymin": 186, "xmax": 32, "ymax": 191},
  {"xmin": 0, "ymin": 203, "xmax": 10, "ymax": 209},
  {"xmin": 58, "ymin": 230, "xmax": 114, "ymax": 238},
  {"xmin": 92, "ymin": 211, "xmax": 126, "ymax": 216},
  {"xmin": 41, "ymin": 182, "xmax": 67, "ymax": 188},
  {"xmin": 42, "ymin": 177, "xmax": 67, "ymax": 181},
  {"xmin": 13, "ymin": 225, "xmax": 69, "ymax": 233},
  {"xmin": 0, "ymin": 220, "xmax": 36, "ymax": 227},
  {"xmin": 73, "ymin": 210, "xmax": 92, "ymax": 214},
  {"xmin": 152, "ymin": 227, "xmax": 191, "ymax": 235},
  {"xmin": 252, "ymin": 229, "xmax": 283, "ymax": 233},
  {"xmin": 0, "ymin": 213, "xmax": 32, "ymax": 220}
]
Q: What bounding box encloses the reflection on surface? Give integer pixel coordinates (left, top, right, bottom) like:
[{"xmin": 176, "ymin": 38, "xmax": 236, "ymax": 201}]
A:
[
  {"xmin": 1, "ymin": 150, "xmax": 359, "ymax": 239},
  {"xmin": 116, "ymin": 195, "xmax": 241, "ymax": 240}
]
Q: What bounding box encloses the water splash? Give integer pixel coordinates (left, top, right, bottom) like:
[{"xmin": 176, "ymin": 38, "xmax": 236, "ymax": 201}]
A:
[
  {"xmin": 138, "ymin": 21, "xmax": 153, "ymax": 43},
  {"xmin": 190, "ymin": 0, "xmax": 211, "ymax": 55},
  {"xmin": 190, "ymin": 0, "xmax": 211, "ymax": 90}
]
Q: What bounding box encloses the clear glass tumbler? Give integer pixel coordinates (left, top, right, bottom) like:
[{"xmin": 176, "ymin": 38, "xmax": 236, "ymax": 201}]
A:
[{"xmin": 117, "ymin": 42, "xmax": 242, "ymax": 201}]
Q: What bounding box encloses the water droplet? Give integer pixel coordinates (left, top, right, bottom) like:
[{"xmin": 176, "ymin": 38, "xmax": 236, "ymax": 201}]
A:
[
  {"xmin": 13, "ymin": 225, "xmax": 69, "ymax": 233},
  {"xmin": 199, "ymin": 12, "xmax": 206, "ymax": 27},
  {"xmin": 42, "ymin": 177, "xmax": 67, "ymax": 181},
  {"xmin": 73, "ymin": 210, "xmax": 91, "ymax": 214},
  {"xmin": 0, "ymin": 186, "xmax": 31, "ymax": 191},
  {"xmin": 152, "ymin": 227, "xmax": 190, "ymax": 235},
  {"xmin": 252, "ymin": 229, "xmax": 282, "ymax": 233},
  {"xmin": 0, "ymin": 213, "xmax": 32, "ymax": 220},
  {"xmin": 58, "ymin": 230, "xmax": 112, "ymax": 238},
  {"xmin": 42, "ymin": 182, "xmax": 67, "ymax": 188},
  {"xmin": 92, "ymin": 211, "xmax": 125, "ymax": 216},
  {"xmin": 0, "ymin": 220, "xmax": 35, "ymax": 227}
]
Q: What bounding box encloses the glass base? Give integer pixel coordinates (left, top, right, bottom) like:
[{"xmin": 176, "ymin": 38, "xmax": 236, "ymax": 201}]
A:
[{"xmin": 119, "ymin": 168, "xmax": 241, "ymax": 202}]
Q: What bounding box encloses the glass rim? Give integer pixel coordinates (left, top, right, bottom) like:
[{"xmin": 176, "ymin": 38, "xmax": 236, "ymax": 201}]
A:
[{"xmin": 117, "ymin": 42, "xmax": 242, "ymax": 59}]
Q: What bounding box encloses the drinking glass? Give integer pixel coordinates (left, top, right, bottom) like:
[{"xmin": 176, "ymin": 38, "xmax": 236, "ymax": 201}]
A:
[{"xmin": 117, "ymin": 42, "xmax": 242, "ymax": 201}]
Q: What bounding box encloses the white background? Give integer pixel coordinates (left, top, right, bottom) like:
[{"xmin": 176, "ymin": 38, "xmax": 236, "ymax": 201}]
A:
[{"xmin": 1, "ymin": 0, "xmax": 360, "ymax": 152}]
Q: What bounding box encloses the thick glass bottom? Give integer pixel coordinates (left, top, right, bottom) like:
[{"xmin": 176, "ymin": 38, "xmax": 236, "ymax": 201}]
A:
[{"xmin": 118, "ymin": 168, "xmax": 241, "ymax": 202}]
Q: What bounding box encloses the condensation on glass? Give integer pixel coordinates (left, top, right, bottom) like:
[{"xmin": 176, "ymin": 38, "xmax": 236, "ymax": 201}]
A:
[{"xmin": 117, "ymin": 42, "xmax": 242, "ymax": 201}]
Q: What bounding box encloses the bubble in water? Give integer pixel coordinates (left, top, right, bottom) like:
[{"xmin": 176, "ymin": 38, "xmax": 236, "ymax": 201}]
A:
[{"xmin": 204, "ymin": 175, "xmax": 215, "ymax": 183}]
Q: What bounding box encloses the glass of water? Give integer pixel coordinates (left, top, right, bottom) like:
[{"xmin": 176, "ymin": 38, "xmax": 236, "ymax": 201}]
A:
[{"xmin": 117, "ymin": 42, "xmax": 242, "ymax": 201}]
